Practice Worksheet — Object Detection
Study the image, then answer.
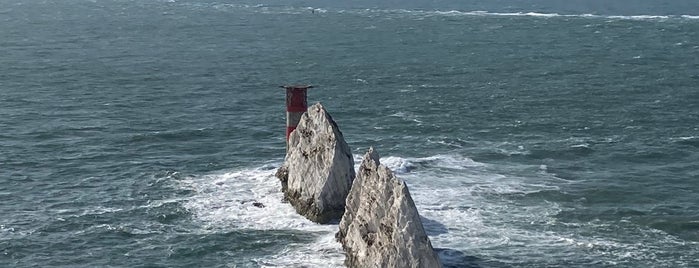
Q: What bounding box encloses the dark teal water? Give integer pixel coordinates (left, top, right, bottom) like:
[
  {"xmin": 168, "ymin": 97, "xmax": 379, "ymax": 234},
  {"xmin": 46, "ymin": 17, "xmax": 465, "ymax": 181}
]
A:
[{"xmin": 1, "ymin": 0, "xmax": 698, "ymax": 267}]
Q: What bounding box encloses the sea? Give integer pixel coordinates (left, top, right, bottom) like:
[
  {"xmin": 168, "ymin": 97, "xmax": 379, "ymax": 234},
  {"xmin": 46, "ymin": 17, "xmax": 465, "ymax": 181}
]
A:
[{"xmin": 1, "ymin": 0, "xmax": 698, "ymax": 267}]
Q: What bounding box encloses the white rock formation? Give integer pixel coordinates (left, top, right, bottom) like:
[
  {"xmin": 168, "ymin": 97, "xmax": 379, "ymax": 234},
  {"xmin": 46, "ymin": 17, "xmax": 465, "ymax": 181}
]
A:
[
  {"xmin": 275, "ymin": 103, "xmax": 355, "ymax": 223},
  {"xmin": 337, "ymin": 147, "xmax": 442, "ymax": 268}
]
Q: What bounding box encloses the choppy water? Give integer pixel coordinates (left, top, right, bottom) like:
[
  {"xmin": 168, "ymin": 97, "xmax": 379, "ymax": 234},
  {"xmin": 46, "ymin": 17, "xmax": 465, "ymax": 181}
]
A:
[{"xmin": 1, "ymin": 0, "xmax": 698, "ymax": 267}]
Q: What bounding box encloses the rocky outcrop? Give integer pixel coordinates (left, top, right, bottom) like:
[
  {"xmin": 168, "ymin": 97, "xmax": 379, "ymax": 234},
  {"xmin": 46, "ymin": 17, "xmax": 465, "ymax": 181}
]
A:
[
  {"xmin": 276, "ymin": 103, "xmax": 355, "ymax": 223},
  {"xmin": 337, "ymin": 147, "xmax": 442, "ymax": 268}
]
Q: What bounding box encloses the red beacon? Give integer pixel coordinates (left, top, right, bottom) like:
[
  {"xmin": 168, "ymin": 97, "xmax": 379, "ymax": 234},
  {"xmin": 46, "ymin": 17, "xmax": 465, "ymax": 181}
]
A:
[{"xmin": 281, "ymin": 85, "xmax": 313, "ymax": 142}]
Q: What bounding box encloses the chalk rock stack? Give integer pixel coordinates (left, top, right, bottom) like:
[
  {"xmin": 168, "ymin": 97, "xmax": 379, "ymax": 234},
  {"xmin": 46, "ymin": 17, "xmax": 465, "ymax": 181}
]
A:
[
  {"xmin": 276, "ymin": 103, "xmax": 355, "ymax": 223},
  {"xmin": 337, "ymin": 147, "xmax": 442, "ymax": 268}
]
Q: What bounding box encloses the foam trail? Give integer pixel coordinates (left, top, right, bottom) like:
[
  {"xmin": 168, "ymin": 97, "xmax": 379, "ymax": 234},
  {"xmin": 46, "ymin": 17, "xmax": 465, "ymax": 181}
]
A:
[
  {"xmin": 607, "ymin": 15, "xmax": 670, "ymax": 20},
  {"xmin": 433, "ymin": 10, "xmax": 694, "ymax": 20},
  {"xmin": 428, "ymin": 10, "xmax": 692, "ymax": 20},
  {"xmin": 157, "ymin": 2, "xmax": 699, "ymax": 21},
  {"xmin": 336, "ymin": 8, "xmax": 697, "ymax": 21}
]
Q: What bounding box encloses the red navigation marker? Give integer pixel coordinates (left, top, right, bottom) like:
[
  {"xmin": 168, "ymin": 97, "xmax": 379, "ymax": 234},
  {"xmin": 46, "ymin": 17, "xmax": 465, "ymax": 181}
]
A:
[{"xmin": 281, "ymin": 85, "xmax": 313, "ymax": 142}]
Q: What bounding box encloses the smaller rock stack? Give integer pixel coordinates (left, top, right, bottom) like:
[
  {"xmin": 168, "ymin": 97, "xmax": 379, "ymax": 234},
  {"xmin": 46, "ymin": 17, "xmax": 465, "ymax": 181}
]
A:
[
  {"xmin": 336, "ymin": 147, "xmax": 442, "ymax": 268},
  {"xmin": 275, "ymin": 103, "xmax": 355, "ymax": 224}
]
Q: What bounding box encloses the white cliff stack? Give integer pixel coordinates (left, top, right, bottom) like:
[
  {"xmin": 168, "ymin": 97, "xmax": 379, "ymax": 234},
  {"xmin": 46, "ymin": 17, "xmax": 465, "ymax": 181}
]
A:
[
  {"xmin": 337, "ymin": 147, "xmax": 442, "ymax": 268},
  {"xmin": 275, "ymin": 103, "xmax": 355, "ymax": 223}
]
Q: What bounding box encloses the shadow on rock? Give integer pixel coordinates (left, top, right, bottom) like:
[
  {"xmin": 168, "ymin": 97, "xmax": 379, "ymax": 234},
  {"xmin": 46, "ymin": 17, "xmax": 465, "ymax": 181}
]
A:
[{"xmin": 421, "ymin": 215, "xmax": 448, "ymax": 236}]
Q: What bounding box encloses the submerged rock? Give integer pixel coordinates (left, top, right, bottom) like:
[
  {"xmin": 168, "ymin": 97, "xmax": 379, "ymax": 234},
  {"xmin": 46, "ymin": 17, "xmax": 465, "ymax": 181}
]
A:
[
  {"xmin": 337, "ymin": 147, "xmax": 442, "ymax": 268},
  {"xmin": 276, "ymin": 103, "xmax": 355, "ymax": 223}
]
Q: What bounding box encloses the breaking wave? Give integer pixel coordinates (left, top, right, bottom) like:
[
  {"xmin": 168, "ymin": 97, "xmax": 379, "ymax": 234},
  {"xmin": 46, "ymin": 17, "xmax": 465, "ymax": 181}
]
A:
[
  {"xmin": 192, "ymin": 2, "xmax": 699, "ymax": 22},
  {"xmin": 178, "ymin": 163, "xmax": 344, "ymax": 267},
  {"xmin": 175, "ymin": 153, "xmax": 698, "ymax": 266},
  {"xmin": 176, "ymin": 154, "xmax": 570, "ymax": 266}
]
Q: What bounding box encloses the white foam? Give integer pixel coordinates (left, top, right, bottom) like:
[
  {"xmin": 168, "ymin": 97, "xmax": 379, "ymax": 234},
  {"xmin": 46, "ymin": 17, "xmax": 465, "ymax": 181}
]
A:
[
  {"xmin": 0, "ymin": 224, "xmax": 17, "ymax": 239},
  {"xmin": 351, "ymin": 8, "xmax": 690, "ymax": 21},
  {"xmin": 0, "ymin": 223, "xmax": 37, "ymax": 241},
  {"xmin": 398, "ymin": 155, "xmax": 699, "ymax": 265},
  {"xmin": 439, "ymin": 11, "xmax": 689, "ymax": 21},
  {"xmin": 380, "ymin": 156, "xmax": 415, "ymax": 174},
  {"xmin": 675, "ymin": 136, "xmax": 698, "ymax": 141},
  {"xmin": 179, "ymin": 164, "xmax": 343, "ymax": 266},
  {"xmin": 376, "ymin": 153, "xmax": 588, "ymax": 264},
  {"xmin": 379, "ymin": 154, "xmax": 485, "ymax": 174},
  {"xmin": 388, "ymin": 111, "xmax": 423, "ymax": 125},
  {"xmin": 305, "ymin": 7, "xmax": 328, "ymax": 14},
  {"xmin": 530, "ymin": 12, "xmax": 564, "ymax": 17},
  {"xmin": 258, "ymin": 233, "xmax": 345, "ymax": 267},
  {"xmin": 608, "ymin": 15, "xmax": 670, "ymax": 20},
  {"xmin": 162, "ymin": 1, "xmax": 699, "ymax": 24},
  {"xmin": 180, "ymin": 165, "xmax": 333, "ymax": 232},
  {"xmin": 571, "ymin": 143, "xmax": 590, "ymax": 148},
  {"xmin": 422, "ymin": 154, "xmax": 484, "ymax": 170},
  {"xmin": 433, "ymin": 10, "xmax": 470, "ymax": 16},
  {"xmin": 152, "ymin": 1, "xmax": 699, "ymax": 22},
  {"xmin": 175, "ymin": 152, "xmax": 699, "ymax": 266},
  {"xmin": 480, "ymin": 141, "xmax": 531, "ymax": 156},
  {"xmin": 431, "ymin": 140, "xmax": 462, "ymax": 148}
]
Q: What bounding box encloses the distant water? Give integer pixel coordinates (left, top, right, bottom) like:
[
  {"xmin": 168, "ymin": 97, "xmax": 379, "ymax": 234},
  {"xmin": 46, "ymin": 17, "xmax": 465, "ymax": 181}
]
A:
[{"xmin": 1, "ymin": 0, "xmax": 698, "ymax": 267}]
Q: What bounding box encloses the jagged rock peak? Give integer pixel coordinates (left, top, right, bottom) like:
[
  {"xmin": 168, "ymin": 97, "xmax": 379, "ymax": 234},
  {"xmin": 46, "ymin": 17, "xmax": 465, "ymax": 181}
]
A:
[
  {"xmin": 337, "ymin": 147, "xmax": 442, "ymax": 268},
  {"xmin": 276, "ymin": 102, "xmax": 355, "ymax": 223}
]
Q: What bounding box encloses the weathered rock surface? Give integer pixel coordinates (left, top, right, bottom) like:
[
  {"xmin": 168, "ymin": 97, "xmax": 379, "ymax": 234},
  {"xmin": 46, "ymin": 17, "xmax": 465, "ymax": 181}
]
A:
[
  {"xmin": 276, "ymin": 103, "xmax": 355, "ymax": 223},
  {"xmin": 337, "ymin": 147, "xmax": 442, "ymax": 268}
]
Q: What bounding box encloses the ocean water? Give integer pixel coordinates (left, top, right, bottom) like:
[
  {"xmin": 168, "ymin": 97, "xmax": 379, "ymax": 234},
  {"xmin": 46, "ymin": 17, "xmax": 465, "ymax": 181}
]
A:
[{"xmin": 1, "ymin": 0, "xmax": 698, "ymax": 267}]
